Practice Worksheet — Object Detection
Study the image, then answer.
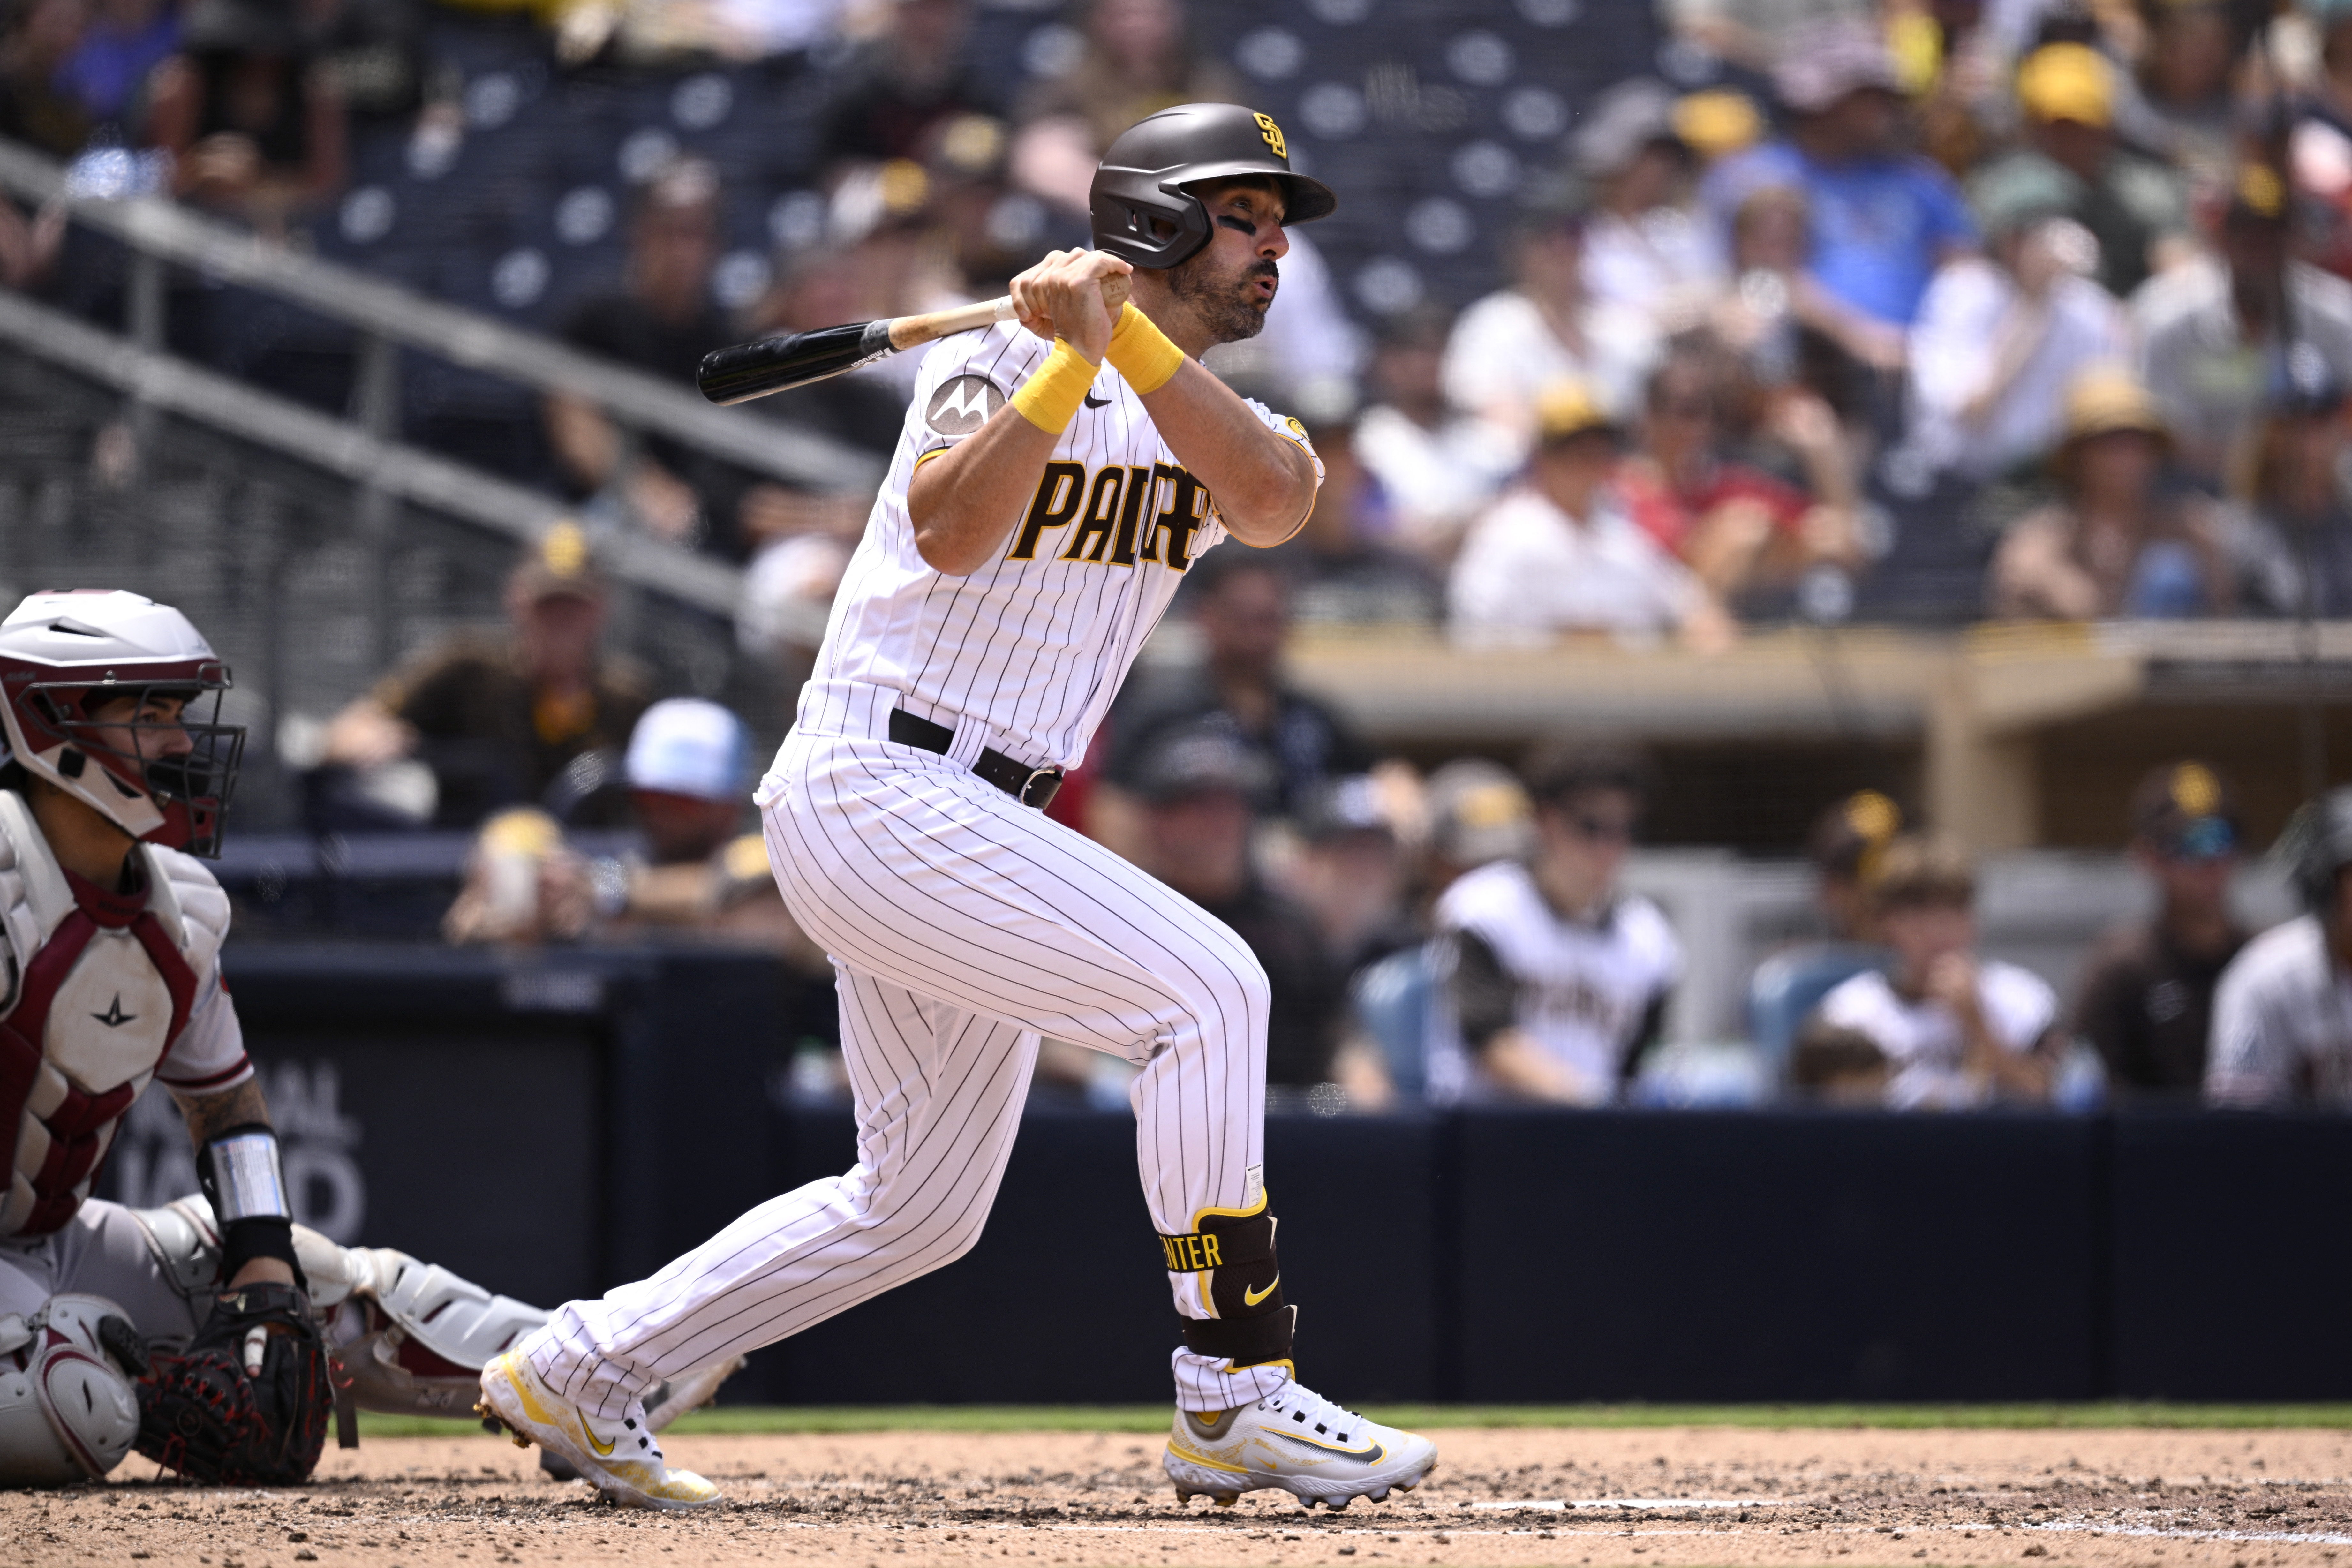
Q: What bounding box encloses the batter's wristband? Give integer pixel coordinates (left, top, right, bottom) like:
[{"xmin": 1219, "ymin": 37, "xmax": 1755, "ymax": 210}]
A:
[
  {"xmin": 1106, "ymin": 303, "xmax": 1186, "ymax": 395},
  {"xmin": 1010, "ymin": 338, "xmax": 1100, "ymax": 435}
]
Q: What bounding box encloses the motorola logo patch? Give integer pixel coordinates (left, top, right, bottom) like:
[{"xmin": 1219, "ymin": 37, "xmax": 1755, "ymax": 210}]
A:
[{"xmin": 925, "ymin": 375, "xmax": 1006, "ymax": 436}]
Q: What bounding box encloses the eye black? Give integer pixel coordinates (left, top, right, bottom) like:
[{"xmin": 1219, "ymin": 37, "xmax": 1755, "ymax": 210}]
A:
[{"xmin": 1216, "ymin": 215, "xmax": 1256, "ymax": 235}]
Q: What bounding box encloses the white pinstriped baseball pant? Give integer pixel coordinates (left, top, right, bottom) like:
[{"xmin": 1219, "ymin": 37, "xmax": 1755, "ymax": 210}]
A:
[{"xmin": 520, "ymin": 723, "xmax": 1285, "ymax": 1416}]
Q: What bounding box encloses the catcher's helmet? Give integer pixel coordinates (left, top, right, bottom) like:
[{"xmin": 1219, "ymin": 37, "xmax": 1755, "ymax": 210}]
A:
[
  {"xmin": 1089, "ymin": 103, "xmax": 1337, "ymax": 270},
  {"xmin": 2285, "ymin": 787, "xmax": 2352, "ymax": 914},
  {"xmin": 0, "ymin": 591, "xmax": 245, "ymax": 857}
]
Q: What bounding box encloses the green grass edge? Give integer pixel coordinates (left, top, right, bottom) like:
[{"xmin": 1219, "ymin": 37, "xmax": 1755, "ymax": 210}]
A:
[{"xmin": 356, "ymin": 1402, "xmax": 2352, "ymax": 1440}]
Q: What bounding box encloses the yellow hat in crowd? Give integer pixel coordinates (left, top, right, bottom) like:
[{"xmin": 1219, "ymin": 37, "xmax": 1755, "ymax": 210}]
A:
[
  {"xmin": 1672, "ymin": 89, "xmax": 1763, "ymax": 161},
  {"xmin": 511, "ymin": 519, "xmax": 606, "ymax": 604},
  {"xmin": 2017, "ymin": 43, "xmax": 2115, "ymax": 128},
  {"xmin": 1534, "ymin": 381, "xmax": 1618, "ymax": 444},
  {"xmin": 2061, "ymin": 366, "xmax": 2170, "ymax": 445},
  {"xmin": 2234, "ymin": 162, "xmax": 2289, "ymax": 221}
]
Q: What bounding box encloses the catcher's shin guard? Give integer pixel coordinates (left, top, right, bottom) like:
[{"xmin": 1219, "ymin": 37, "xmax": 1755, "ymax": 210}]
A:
[
  {"xmin": 313, "ymin": 1248, "xmax": 548, "ymax": 1419},
  {"xmin": 1159, "ymin": 1196, "xmax": 1294, "ymax": 1372},
  {"xmin": 0, "ymin": 1296, "xmax": 145, "ymax": 1486},
  {"xmin": 126, "ymin": 1195, "xmax": 226, "ymax": 1306}
]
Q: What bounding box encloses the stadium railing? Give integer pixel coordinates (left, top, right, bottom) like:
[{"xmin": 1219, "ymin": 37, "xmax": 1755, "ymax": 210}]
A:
[
  {"xmin": 0, "ymin": 133, "xmax": 893, "ymax": 824},
  {"xmin": 0, "ymin": 132, "xmax": 879, "ymax": 649}
]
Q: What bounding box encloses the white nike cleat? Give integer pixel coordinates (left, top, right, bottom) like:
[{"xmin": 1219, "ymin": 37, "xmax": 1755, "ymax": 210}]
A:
[
  {"xmin": 1164, "ymin": 1379, "xmax": 1438, "ymax": 1510},
  {"xmin": 476, "ymin": 1350, "xmax": 722, "ymax": 1511},
  {"xmin": 537, "ymin": 1354, "xmax": 750, "ymax": 1483}
]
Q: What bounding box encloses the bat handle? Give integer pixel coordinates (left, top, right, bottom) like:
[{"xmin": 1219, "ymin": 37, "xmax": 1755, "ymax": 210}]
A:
[{"xmin": 886, "ymin": 273, "xmax": 1135, "ymax": 352}]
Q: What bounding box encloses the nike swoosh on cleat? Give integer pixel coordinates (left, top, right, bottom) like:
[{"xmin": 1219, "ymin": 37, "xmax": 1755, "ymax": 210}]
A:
[
  {"xmin": 580, "ymin": 1419, "xmax": 617, "ymax": 1458},
  {"xmin": 1272, "ymin": 1432, "xmax": 1384, "ymax": 1466},
  {"xmin": 1083, "ymin": 392, "xmax": 1112, "ymax": 408},
  {"xmin": 1243, "ymin": 1276, "xmax": 1279, "ymax": 1308}
]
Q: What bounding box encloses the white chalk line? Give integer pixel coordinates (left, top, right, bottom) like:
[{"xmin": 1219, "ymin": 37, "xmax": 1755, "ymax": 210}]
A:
[
  {"xmin": 956, "ymin": 1511, "xmax": 2352, "ymax": 1549},
  {"xmin": 353, "ymin": 1490, "xmax": 2352, "ymax": 1551},
  {"xmin": 1470, "ymin": 1498, "xmax": 1773, "ymax": 1511}
]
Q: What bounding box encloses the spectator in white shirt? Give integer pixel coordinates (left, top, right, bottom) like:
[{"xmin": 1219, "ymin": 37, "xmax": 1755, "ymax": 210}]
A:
[
  {"xmin": 1352, "ymin": 306, "xmax": 1520, "ymax": 566},
  {"xmin": 1447, "ymin": 382, "xmax": 1735, "ymax": 652},
  {"xmin": 1441, "ymin": 175, "xmax": 1661, "ymax": 463},
  {"xmin": 1574, "ymin": 79, "xmax": 1723, "ymax": 339},
  {"xmin": 1808, "ymin": 836, "xmax": 2065, "ymax": 1109},
  {"xmin": 1431, "ymin": 738, "xmax": 1681, "ymax": 1106},
  {"xmin": 1909, "ymin": 156, "xmax": 2131, "ymax": 483},
  {"xmin": 2207, "ymin": 788, "xmax": 2352, "ymax": 1109},
  {"xmin": 2135, "ymin": 164, "xmax": 2352, "ymax": 489}
]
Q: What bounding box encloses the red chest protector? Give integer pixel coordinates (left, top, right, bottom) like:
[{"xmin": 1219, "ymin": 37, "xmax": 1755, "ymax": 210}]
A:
[{"xmin": 0, "ymin": 865, "xmax": 198, "ymax": 1237}]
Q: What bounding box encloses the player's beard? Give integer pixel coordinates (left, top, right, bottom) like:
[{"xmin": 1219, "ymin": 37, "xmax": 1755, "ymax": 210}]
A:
[{"xmin": 1168, "ymin": 250, "xmax": 1278, "ymax": 346}]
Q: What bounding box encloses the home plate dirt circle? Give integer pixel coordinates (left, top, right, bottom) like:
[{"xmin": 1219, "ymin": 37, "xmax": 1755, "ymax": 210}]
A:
[{"xmin": 15, "ymin": 1426, "xmax": 2352, "ymax": 1566}]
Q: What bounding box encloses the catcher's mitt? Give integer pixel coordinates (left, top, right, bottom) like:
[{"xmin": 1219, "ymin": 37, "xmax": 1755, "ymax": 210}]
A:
[{"xmin": 136, "ymin": 1282, "xmax": 333, "ymax": 1484}]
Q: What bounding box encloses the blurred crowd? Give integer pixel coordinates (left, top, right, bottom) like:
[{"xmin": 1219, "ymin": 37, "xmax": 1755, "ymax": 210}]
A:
[
  {"xmin": 10, "ymin": 0, "xmax": 2352, "ymax": 1108},
  {"xmin": 7, "ymin": 0, "xmax": 2352, "ymax": 632},
  {"xmin": 304, "ymin": 522, "xmax": 2352, "ymax": 1115}
]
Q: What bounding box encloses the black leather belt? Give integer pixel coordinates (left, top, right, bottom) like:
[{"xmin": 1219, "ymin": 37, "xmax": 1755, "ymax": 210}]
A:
[{"xmin": 888, "ymin": 708, "xmax": 1065, "ymax": 809}]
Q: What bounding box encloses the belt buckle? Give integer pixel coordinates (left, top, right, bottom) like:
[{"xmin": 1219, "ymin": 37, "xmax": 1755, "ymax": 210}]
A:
[{"xmin": 1018, "ymin": 766, "xmax": 1061, "ymax": 808}]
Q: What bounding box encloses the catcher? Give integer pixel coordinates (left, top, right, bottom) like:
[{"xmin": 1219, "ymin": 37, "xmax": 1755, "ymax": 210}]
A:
[{"xmin": 0, "ymin": 589, "xmax": 730, "ymax": 1487}]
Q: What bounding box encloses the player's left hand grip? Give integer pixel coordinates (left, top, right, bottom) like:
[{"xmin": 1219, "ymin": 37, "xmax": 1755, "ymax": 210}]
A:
[{"xmin": 696, "ymin": 320, "xmax": 890, "ymax": 405}]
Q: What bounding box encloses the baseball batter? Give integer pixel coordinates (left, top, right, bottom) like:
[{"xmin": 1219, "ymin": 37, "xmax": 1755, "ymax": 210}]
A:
[{"xmin": 482, "ymin": 104, "xmax": 1440, "ymax": 1512}]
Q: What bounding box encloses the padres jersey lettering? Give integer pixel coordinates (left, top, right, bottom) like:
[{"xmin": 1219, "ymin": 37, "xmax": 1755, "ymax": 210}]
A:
[
  {"xmin": 802, "ymin": 320, "xmax": 1319, "ymax": 772},
  {"xmin": 1006, "ymin": 461, "xmax": 1213, "ymax": 569}
]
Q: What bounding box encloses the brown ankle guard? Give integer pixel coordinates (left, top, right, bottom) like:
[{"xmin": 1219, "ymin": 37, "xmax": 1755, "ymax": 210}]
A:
[{"xmin": 1162, "ymin": 1206, "xmax": 1287, "ymax": 1361}]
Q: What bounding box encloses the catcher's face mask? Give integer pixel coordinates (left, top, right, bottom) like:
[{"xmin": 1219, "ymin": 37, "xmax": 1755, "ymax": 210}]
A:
[
  {"xmin": 0, "ymin": 591, "xmax": 246, "ymax": 858},
  {"xmin": 27, "ymin": 678, "xmax": 245, "ymax": 857}
]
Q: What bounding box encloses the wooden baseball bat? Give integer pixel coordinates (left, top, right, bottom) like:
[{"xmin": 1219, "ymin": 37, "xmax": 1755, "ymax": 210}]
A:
[{"xmin": 697, "ymin": 275, "xmax": 1133, "ymax": 406}]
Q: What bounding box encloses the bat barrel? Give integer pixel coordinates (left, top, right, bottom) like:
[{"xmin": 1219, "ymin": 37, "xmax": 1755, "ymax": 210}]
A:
[{"xmin": 696, "ymin": 320, "xmax": 886, "ymax": 405}]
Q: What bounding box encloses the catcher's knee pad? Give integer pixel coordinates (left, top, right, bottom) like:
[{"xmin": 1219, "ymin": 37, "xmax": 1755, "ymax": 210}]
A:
[
  {"xmin": 127, "ymin": 1195, "xmax": 224, "ymax": 1300},
  {"xmin": 323, "ymin": 1249, "xmax": 548, "ymax": 1416},
  {"xmin": 0, "ymin": 1295, "xmax": 145, "ymax": 1486},
  {"xmin": 1158, "ymin": 1200, "xmax": 1294, "ymax": 1370}
]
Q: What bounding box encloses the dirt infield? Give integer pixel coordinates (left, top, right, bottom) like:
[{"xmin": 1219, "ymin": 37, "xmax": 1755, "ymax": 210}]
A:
[{"xmin": 16, "ymin": 1425, "xmax": 2352, "ymax": 1568}]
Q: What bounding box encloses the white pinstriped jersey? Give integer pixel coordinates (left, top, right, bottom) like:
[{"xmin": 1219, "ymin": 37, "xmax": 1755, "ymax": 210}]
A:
[{"xmin": 797, "ymin": 319, "xmax": 1322, "ymax": 771}]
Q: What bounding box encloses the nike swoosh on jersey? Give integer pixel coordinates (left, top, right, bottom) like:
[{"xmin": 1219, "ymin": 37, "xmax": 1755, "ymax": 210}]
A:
[
  {"xmin": 1083, "ymin": 392, "xmax": 1111, "ymax": 408},
  {"xmin": 1243, "ymin": 1276, "xmax": 1279, "ymax": 1308}
]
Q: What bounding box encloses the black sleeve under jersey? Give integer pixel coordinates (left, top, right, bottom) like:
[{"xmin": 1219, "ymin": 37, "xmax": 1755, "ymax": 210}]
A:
[
  {"xmin": 1447, "ymin": 929, "xmax": 1519, "ymax": 1052},
  {"xmin": 1311, "ymin": 694, "xmax": 1378, "ymax": 776},
  {"xmin": 1618, "ymin": 988, "xmax": 1673, "ymax": 1083}
]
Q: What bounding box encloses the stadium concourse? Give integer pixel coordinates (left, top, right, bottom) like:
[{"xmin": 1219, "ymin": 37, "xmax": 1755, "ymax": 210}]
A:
[{"xmin": 14, "ymin": 1418, "xmax": 2352, "ymax": 1567}]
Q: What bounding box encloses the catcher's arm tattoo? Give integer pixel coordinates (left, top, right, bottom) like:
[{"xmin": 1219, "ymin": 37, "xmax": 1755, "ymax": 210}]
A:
[{"xmin": 170, "ymin": 1078, "xmax": 298, "ymax": 1289}]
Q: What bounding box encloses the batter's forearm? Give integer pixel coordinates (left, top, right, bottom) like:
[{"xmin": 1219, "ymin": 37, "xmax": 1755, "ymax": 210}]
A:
[
  {"xmin": 1140, "ymin": 361, "xmax": 1317, "ymax": 545},
  {"xmin": 907, "ymin": 410, "xmax": 1064, "ymax": 575}
]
